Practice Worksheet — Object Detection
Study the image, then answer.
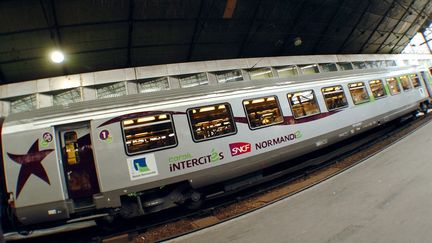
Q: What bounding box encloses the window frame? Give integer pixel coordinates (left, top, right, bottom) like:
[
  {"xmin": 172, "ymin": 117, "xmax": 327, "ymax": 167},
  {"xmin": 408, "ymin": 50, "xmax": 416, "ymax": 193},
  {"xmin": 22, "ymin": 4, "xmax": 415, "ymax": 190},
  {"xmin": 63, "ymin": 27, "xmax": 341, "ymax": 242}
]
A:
[
  {"xmin": 242, "ymin": 95, "xmax": 285, "ymax": 130},
  {"xmin": 398, "ymin": 75, "xmax": 413, "ymax": 91},
  {"xmin": 186, "ymin": 102, "xmax": 237, "ymax": 143},
  {"xmin": 386, "ymin": 77, "xmax": 401, "ymax": 95},
  {"xmin": 320, "ymin": 85, "xmax": 349, "ymax": 111},
  {"xmin": 368, "ymin": 79, "xmax": 387, "ymax": 100},
  {"xmin": 121, "ymin": 113, "xmax": 179, "ymax": 156},
  {"xmin": 287, "ymin": 89, "xmax": 322, "ymax": 120},
  {"xmin": 410, "ymin": 73, "xmax": 422, "ymax": 88},
  {"xmin": 348, "ymin": 82, "xmax": 370, "ymax": 105}
]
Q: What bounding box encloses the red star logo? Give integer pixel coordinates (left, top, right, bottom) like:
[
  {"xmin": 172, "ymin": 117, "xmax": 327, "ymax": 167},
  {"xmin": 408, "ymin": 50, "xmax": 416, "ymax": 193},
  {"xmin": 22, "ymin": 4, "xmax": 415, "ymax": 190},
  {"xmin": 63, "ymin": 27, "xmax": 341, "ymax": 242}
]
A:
[{"xmin": 7, "ymin": 139, "xmax": 54, "ymax": 199}]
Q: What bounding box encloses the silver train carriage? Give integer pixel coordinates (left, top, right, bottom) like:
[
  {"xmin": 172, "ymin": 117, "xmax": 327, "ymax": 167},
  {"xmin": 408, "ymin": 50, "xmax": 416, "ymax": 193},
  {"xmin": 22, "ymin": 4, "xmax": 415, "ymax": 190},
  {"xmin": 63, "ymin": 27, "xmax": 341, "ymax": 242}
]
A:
[{"xmin": 0, "ymin": 64, "xmax": 431, "ymax": 231}]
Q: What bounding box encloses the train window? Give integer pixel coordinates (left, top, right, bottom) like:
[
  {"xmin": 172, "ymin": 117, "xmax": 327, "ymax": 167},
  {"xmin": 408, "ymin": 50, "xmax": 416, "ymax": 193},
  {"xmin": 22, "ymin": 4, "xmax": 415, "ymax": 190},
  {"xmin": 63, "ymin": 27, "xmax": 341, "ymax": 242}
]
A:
[
  {"xmin": 348, "ymin": 82, "xmax": 370, "ymax": 105},
  {"xmin": 287, "ymin": 90, "xmax": 321, "ymax": 119},
  {"xmin": 319, "ymin": 63, "xmax": 337, "ymax": 72},
  {"xmin": 410, "ymin": 74, "xmax": 421, "ymax": 88},
  {"xmin": 386, "ymin": 77, "xmax": 401, "ymax": 95},
  {"xmin": 187, "ymin": 103, "xmax": 236, "ymax": 142},
  {"xmin": 376, "ymin": 60, "xmax": 386, "ymax": 68},
  {"xmin": 352, "ymin": 62, "xmax": 367, "ymax": 69},
  {"xmin": 96, "ymin": 82, "xmax": 127, "ymax": 99},
  {"xmin": 338, "ymin": 62, "xmax": 353, "ymax": 71},
  {"xmin": 369, "ymin": 80, "xmax": 387, "ymax": 99},
  {"xmin": 179, "ymin": 73, "xmax": 208, "ymax": 88},
  {"xmin": 53, "ymin": 88, "xmax": 82, "ymax": 106},
  {"xmin": 399, "ymin": 75, "xmax": 412, "ymax": 91},
  {"xmin": 275, "ymin": 65, "xmax": 298, "ymax": 77},
  {"xmin": 216, "ymin": 70, "xmax": 243, "ymax": 83},
  {"xmin": 10, "ymin": 94, "xmax": 36, "ymax": 113},
  {"xmin": 248, "ymin": 67, "xmax": 274, "ymax": 80},
  {"xmin": 243, "ymin": 96, "xmax": 284, "ymax": 129},
  {"xmin": 64, "ymin": 132, "xmax": 79, "ymax": 165},
  {"xmin": 365, "ymin": 61, "xmax": 379, "ymax": 69},
  {"xmin": 321, "ymin": 86, "xmax": 348, "ymax": 111},
  {"xmin": 386, "ymin": 60, "xmax": 397, "ymax": 67},
  {"xmin": 299, "ymin": 64, "xmax": 320, "ymax": 74},
  {"xmin": 138, "ymin": 77, "xmax": 169, "ymax": 93},
  {"xmin": 122, "ymin": 113, "xmax": 177, "ymax": 155}
]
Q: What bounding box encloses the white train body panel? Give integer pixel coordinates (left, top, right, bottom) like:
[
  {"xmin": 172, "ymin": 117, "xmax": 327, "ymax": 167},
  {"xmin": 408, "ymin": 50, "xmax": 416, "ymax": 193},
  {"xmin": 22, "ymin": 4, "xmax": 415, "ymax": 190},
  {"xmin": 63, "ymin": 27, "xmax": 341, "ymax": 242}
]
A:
[{"xmin": 1, "ymin": 65, "xmax": 430, "ymax": 226}]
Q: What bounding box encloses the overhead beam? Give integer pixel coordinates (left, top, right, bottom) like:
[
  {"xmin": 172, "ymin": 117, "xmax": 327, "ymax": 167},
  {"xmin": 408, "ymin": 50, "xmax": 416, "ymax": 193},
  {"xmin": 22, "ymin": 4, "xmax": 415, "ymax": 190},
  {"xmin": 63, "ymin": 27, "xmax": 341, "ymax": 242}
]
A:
[
  {"xmin": 389, "ymin": 1, "xmax": 431, "ymax": 53},
  {"xmin": 186, "ymin": 0, "xmax": 205, "ymax": 61},
  {"xmin": 337, "ymin": 1, "xmax": 371, "ymax": 52},
  {"xmin": 311, "ymin": 0, "xmax": 345, "ymax": 53},
  {"xmin": 0, "ymin": 40, "xmax": 241, "ymax": 66},
  {"xmin": 275, "ymin": 0, "xmax": 308, "ymax": 55},
  {"xmin": 383, "ymin": 0, "xmax": 424, "ymax": 16},
  {"xmin": 420, "ymin": 32, "xmax": 432, "ymax": 53},
  {"xmin": 223, "ymin": 0, "xmax": 237, "ymax": 19},
  {"xmin": 237, "ymin": 0, "xmax": 263, "ymax": 57},
  {"xmin": 0, "ymin": 66, "xmax": 6, "ymax": 84},
  {"xmin": 39, "ymin": 0, "xmax": 68, "ymax": 75},
  {"xmin": 358, "ymin": 1, "xmax": 395, "ymax": 53},
  {"xmin": 375, "ymin": 0, "xmax": 416, "ymax": 53},
  {"xmin": 126, "ymin": 0, "xmax": 135, "ymax": 66}
]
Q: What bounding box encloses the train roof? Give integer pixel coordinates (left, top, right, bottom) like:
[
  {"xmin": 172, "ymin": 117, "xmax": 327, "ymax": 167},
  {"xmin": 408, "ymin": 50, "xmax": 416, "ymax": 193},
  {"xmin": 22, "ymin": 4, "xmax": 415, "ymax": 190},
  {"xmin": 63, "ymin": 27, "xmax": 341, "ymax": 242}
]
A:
[{"xmin": 3, "ymin": 65, "xmax": 424, "ymax": 126}]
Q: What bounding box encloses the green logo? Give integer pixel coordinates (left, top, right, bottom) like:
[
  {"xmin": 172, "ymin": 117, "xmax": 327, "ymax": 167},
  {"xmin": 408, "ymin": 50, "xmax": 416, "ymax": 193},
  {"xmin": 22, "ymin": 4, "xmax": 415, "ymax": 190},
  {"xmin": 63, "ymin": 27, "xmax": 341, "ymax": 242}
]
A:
[
  {"xmin": 41, "ymin": 140, "xmax": 49, "ymax": 147},
  {"xmin": 133, "ymin": 158, "xmax": 150, "ymax": 172},
  {"xmin": 295, "ymin": 130, "xmax": 302, "ymax": 138},
  {"xmin": 210, "ymin": 149, "xmax": 219, "ymax": 162}
]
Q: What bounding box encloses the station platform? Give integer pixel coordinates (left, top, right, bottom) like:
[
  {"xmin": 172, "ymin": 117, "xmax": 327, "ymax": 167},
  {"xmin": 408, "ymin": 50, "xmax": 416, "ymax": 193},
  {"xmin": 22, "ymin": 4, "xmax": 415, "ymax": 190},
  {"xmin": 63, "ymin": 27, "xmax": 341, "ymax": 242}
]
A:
[{"xmin": 172, "ymin": 120, "xmax": 432, "ymax": 243}]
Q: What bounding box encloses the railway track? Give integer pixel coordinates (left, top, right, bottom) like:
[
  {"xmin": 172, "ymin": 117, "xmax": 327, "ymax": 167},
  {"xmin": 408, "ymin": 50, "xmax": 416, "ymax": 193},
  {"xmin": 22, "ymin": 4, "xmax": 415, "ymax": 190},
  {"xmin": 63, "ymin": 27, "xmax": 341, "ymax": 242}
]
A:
[{"xmin": 12, "ymin": 112, "xmax": 432, "ymax": 243}]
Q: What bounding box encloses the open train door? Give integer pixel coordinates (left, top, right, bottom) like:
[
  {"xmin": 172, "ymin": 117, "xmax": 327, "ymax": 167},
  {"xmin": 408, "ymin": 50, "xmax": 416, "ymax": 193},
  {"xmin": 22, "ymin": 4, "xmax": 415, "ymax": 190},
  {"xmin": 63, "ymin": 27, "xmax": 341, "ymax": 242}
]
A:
[{"xmin": 58, "ymin": 123, "xmax": 100, "ymax": 209}]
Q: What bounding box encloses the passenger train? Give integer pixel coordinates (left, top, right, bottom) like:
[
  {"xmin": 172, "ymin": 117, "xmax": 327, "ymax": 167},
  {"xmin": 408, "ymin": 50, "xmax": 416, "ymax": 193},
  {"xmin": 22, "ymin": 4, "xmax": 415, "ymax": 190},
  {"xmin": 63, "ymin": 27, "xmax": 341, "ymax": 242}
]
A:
[{"xmin": 1, "ymin": 59, "xmax": 432, "ymax": 234}]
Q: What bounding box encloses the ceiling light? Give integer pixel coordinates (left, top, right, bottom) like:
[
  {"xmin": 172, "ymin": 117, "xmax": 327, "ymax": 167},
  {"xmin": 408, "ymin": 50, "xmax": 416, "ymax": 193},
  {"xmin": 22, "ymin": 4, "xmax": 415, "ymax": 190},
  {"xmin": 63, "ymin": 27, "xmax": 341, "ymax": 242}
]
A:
[
  {"xmin": 50, "ymin": 50, "xmax": 65, "ymax": 63},
  {"xmin": 294, "ymin": 37, "xmax": 302, "ymax": 46}
]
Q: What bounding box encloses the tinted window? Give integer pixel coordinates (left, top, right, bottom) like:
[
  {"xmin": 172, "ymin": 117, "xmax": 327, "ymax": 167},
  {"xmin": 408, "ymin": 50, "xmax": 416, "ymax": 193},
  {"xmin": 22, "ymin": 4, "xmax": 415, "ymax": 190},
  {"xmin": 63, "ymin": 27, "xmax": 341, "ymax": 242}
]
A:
[
  {"xmin": 352, "ymin": 62, "xmax": 367, "ymax": 69},
  {"xmin": 369, "ymin": 80, "xmax": 387, "ymax": 99},
  {"xmin": 386, "ymin": 77, "xmax": 401, "ymax": 95},
  {"xmin": 275, "ymin": 65, "xmax": 298, "ymax": 77},
  {"xmin": 187, "ymin": 103, "xmax": 236, "ymax": 142},
  {"xmin": 348, "ymin": 82, "xmax": 370, "ymax": 105},
  {"xmin": 386, "ymin": 60, "xmax": 397, "ymax": 67},
  {"xmin": 122, "ymin": 114, "xmax": 177, "ymax": 155},
  {"xmin": 321, "ymin": 85, "xmax": 348, "ymax": 111},
  {"xmin": 319, "ymin": 63, "xmax": 338, "ymax": 72},
  {"xmin": 216, "ymin": 70, "xmax": 243, "ymax": 83},
  {"xmin": 287, "ymin": 90, "xmax": 321, "ymax": 119},
  {"xmin": 299, "ymin": 64, "xmax": 320, "ymax": 74},
  {"xmin": 248, "ymin": 67, "xmax": 273, "ymax": 80},
  {"xmin": 338, "ymin": 62, "xmax": 353, "ymax": 71},
  {"xmin": 243, "ymin": 96, "xmax": 284, "ymax": 129}
]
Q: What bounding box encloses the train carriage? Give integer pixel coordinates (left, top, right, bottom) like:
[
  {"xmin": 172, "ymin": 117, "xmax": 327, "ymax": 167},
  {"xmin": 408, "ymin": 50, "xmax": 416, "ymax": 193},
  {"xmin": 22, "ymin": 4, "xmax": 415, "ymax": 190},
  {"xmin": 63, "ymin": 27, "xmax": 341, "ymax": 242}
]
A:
[{"xmin": 1, "ymin": 62, "xmax": 431, "ymax": 232}]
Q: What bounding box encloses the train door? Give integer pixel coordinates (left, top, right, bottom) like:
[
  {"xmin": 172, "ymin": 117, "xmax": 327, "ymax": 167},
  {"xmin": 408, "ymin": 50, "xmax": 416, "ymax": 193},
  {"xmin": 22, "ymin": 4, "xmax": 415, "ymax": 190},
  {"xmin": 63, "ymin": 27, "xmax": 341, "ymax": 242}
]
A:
[{"xmin": 58, "ymin": 123, "xmax": 100, "ymax": 207}]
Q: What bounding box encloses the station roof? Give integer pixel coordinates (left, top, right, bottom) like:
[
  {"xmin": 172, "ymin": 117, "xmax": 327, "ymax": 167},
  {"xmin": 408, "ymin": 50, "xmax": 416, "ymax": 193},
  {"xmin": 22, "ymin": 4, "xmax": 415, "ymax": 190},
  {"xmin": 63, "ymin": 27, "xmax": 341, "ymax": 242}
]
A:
[{"xmin": 1, "ymin": 0, "xmax": 431, "ymax": 84}]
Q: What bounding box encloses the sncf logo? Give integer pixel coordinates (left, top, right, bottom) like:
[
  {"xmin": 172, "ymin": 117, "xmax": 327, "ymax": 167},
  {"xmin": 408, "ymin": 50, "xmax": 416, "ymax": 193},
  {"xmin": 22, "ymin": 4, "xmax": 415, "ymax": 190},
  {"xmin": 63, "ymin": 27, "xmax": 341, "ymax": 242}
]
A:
[{"xmin": 229, "ymin": 142, "xmax": 251, "ymax": 156}]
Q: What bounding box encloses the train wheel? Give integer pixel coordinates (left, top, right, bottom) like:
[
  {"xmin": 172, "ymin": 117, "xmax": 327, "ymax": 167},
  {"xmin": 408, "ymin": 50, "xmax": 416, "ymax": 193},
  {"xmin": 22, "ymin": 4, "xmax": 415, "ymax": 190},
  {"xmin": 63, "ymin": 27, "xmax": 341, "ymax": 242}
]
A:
[{"xmin": 184, "ymin": 191, "xmax": 204, "ymax": 210}]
